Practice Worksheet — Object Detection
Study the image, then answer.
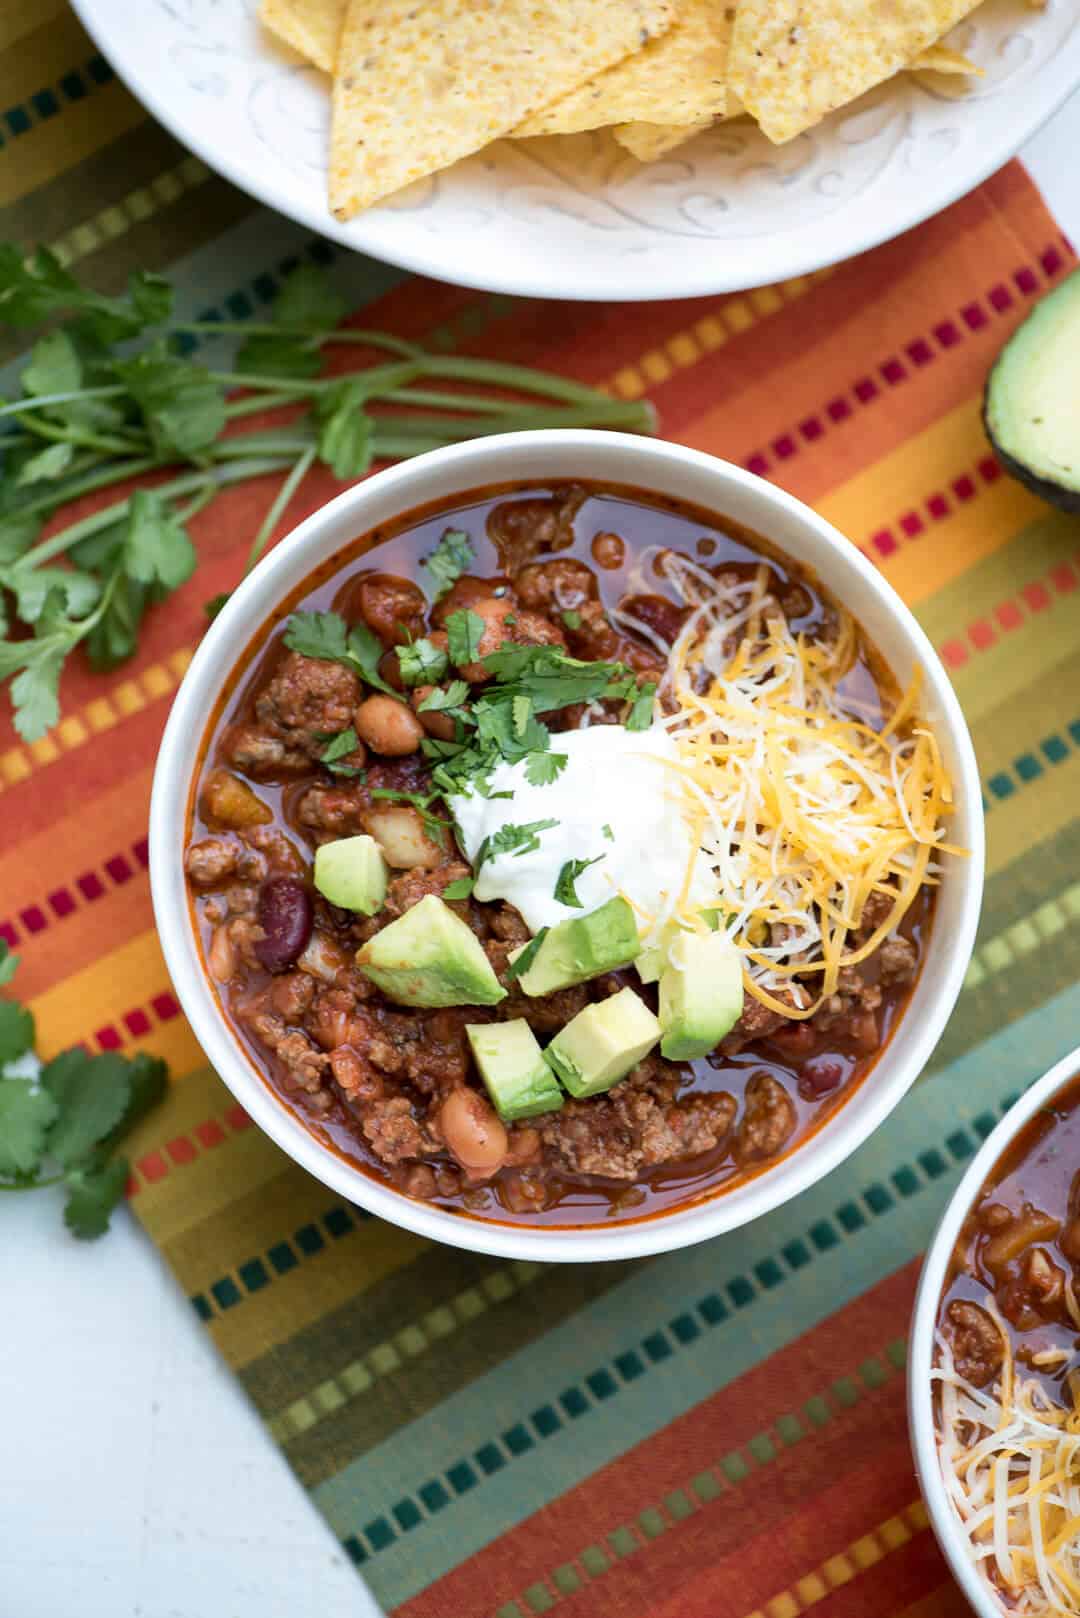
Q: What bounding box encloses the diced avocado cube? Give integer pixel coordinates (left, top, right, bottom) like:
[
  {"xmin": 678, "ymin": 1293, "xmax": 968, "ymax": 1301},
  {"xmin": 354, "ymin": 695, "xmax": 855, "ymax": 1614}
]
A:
[
  {"xmin": 635, "ymin": 907, "xmax": 725, "ymax": 986},
  {"xmin": 514, "ymin": 897, "xmax": 640, "ymax": 997},
  {"xmin": 314, "ymin": 834, "xmax": 388, "ymax": 915},
  {"xmin": 356, "ymin": 894, "xmax": 506, "ymax": 1008},
  {"xmin": 544, "ymin": 986, "xmax": 660, "ymax": 1099},
  {"xmin": 658, "ymin": 927, "xmax": 744, "ymax": 1061},
  {"xmin": 466, "ymin": 1020, "xmax": 564, "ymax": 1122}
]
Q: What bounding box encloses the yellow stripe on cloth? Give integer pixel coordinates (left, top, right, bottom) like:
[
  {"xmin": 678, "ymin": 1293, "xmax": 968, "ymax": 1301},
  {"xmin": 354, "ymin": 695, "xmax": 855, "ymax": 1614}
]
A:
[
  {"xmin": 740, "ymin": 1501, "xmax": 928, "ymax": 1618},
  {"xmin": 815, "ymin": 396, "xmax": 1046, "ymax": 605},
  {"xmin": 28, "ymin": 928, "xmax": 203, "ymax": 1072},
  {"xmin": 0, "ymin": 81, "xmax": 147, "ymax": 208}
]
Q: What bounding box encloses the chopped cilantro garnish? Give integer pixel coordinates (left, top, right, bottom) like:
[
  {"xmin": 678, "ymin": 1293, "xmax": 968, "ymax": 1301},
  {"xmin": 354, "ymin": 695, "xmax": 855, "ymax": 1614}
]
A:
[
  {"xmin": 397, "ymin": 636, "xmax": 449, "ymax": 686},
  {"xmin": 441, "ymin": 876, "xmax": 475, "ymax": 901},
  {"xmin": 561, "ymin": 609, "xmax": 582, "ymax": 630},
  {"xmin": 625, "ymin": 680, "xmax": 657, "ymax": 731},
  {"xmin": 554, "ymin": 855, "xmax": 604, "ymax": 908},
  {"xmin": 474, "ymin": 818, "xmax": 559, "ymax": 873},
  {"xmin": 446, "ymin": 608, "xmax": 485, "ymax": 667},
  {"xmin": 421, "ymin": 528, "xmax": 474, "ymax": 599},
  {"xmin": 320, "ymin": 727, "xmax": 365, "ymax": 777},
  {"xmin": 505, "ymin": 928, "xmax": 549, "ymax": 983},
  {"xmin": 602, "ymin": 823, "xmax": 615, "ymax": 842},
  {"xmin": 524, "ymin": 750, "xmax": 567, "ymax": 786}
]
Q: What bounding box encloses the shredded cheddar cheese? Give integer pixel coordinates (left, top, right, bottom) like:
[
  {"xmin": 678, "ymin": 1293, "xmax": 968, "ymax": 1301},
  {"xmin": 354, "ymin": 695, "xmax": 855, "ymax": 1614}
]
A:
[
  {"xmin": 935, "ymin": 1318, "xmax": 1080, "ymax": 1614},
  {"xmin": 638, "ymin": 551, "xmax": 957, "ymax": 1019}
]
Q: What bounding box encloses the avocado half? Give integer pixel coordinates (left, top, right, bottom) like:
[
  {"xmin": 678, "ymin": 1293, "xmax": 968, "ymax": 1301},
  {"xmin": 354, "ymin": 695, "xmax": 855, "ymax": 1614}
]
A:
[{"xmin": 983, "ymin": 266, "xmax": 1080, "ymax": 513}]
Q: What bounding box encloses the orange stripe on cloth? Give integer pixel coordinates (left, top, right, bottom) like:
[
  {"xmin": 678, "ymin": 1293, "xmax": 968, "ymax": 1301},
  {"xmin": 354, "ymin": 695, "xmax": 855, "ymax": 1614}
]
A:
[{"xmin": 395, "ymin": 1263, "xmax": 922, "ymax": 1617}]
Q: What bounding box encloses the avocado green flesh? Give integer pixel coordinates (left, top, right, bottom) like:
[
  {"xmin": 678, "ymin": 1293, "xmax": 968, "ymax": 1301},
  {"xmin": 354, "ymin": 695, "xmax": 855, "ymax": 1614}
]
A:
[
  {"xmin": 984, "ymin": 266, "xmax": 1080, "ymax": 512},
  {"xmin": 313, "ymin": 835, "xmax": 388, "ymax": 916},
  {"xmin": 515, "ymin": 897, "xmax": 640, "ymax": 996},
  {"xmin": 658, "ymin": 929, "xmax": 744, "ymax": 1061},
  {"xmin": 466, "ymin": 1020, "xmax": 563, "ymax": 1121},
  {"xmin": 544, "ymin": 986, "xmax": 660, "ymax": 1099},
  {"xmin": 356, "ymin": 894, "xmax": 506, "ymax": 1008}
]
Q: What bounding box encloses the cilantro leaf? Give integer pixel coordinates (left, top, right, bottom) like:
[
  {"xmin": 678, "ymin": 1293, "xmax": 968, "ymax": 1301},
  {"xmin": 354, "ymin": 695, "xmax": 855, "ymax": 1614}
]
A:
[
  {"xmin": 0, "ymin": 247, "xmax": 170, "ymax": 340},
  {"xmin": 554, "ymin": 855, "xmax": 604, "ymax": 908},
  {"xmin": 0, "ymin": 941, "xmax": 18, "ymax": 986},
  {"xmin": 602, "ymin": 823, "xmax": 614, "ymax": 842},
  {"xmin": 283, "ymin": 610, "xmax": 399, "ymax": 698},
  {"xmin": 234, "ymin": 332, "xmax": 323, "ymax": 379},
  {"xmin": 113, "ymin": 341, "xmax": 226, "ymax": 458},
  {"xmin": 16, "ymin": 441, "xmax": 75, "ymax": 485},
  {"xmin": 63, "ymin": 1156, "xmax": 130, "ymax": 1239},
  {"xmin": 512, "ymin": 693, "xmax": 531, "ymax": 739},
  {"xmin": 561, "ymin": 609, "xmax": 582, "ymax": 630},
  {"xmin": 0, "ymin": 637, "xmax": 65, "ymax": 741},
  {"xmin": 315, "ymin": 380, "xmax": 373, "ymax": 479},
  {"xmin": 0, "ymin": 514, "xmax": 42, "ymax": 566},
  {"xmin": 397, "ymin": 637, "xmax": 449, "ymax": 686},
  {"xmin": 441, "ymin": 876, "xmax": 475, "ymax": 900},
  {"xmin": 21, "ymin": 329, "xmax": 82, "ymax": 397},
  {"xmin": 0, "ymin": 996, "xmax": 33, "ymax": 1061},
  {"xmin": 481, "ymin": 644, "xmax": 630, "ymax": 714},
  {"xmin": 505, "ymin": 928, "xmax": 549, "ymax": 983},
  {"xmin": 422, "ymin": 529, "xmax": 474, "ymax": 600},
  {"xmin": 524, "ymin": 750, "xmax": 567, "ymax": 787},
  {"xmin": 475, "ymin": 818, "xmax": 558, "ymax": 872},
  {"xmin": 272, "ymin": 264, "xmax": 348, "ymax": 332},
  {"xmin": 626, "ymin": 681, "xmax": 657, "ymax": 731},
  {"xmin": 2, "ymin": 564, "xmax": 100, "ymax": 624},
  {"xmin": 446, "ymin": 608, "xmax": 485, "ymax": 667},
  {"xmin": 123, "ymin": 489, "xmax": 197, "ymax": 590},
  {"xmin": 40, "ymin": 1049, "xmax": 133, "ymax": 1168},
  {"xmin": 417, "ymin": 678, "xmax": 470, "ymax": 711},
  {"xmin": 0, "ymin": 1080, "xmax": 58, "ymax": 1176},
  {"xmin": 320, "ymin": 727, "xmax": 365, "ymax": 777},
  {"xmin": 105, "ymin": 1052, "xmax": 168, "ymax": 1146}
]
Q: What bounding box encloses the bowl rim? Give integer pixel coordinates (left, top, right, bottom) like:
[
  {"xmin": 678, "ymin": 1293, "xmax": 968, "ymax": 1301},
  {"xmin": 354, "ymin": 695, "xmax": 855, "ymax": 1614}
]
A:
[
  {"xmin": 907, "ymin": 1042, "xmax": 1080, "ymax": 1618},
  {"xmin": 149, "ymin": 428, "xmax": 985, "ymax": 1263}
]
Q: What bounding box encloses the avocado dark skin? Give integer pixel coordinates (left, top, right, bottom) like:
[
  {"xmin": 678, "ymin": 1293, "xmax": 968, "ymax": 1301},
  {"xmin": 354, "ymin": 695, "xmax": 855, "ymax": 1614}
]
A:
[
  {"xmin": 981, "ymin": 265, "xmax": 1080, "ymax": 515},
  {"xmin": 982, "ymin": 379, "xmax": 1080, "ymax": 515}
]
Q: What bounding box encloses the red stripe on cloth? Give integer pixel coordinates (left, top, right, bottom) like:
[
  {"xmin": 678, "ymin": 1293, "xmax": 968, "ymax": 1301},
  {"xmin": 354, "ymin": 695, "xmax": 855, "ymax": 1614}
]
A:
[{"xmin": 395, "ymin": 1263, "xmax": 922, "ymax": 1617}]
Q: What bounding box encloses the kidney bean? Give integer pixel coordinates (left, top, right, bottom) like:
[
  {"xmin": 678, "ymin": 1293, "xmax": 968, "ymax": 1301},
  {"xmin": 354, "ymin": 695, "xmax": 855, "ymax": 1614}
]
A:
[
  {"xmin": 796, "ymin": 1056, "xmax": 848, "ymax": 1102},
  {"xmin": 617, "ymin": 592, "xmax": 687, "ymax": 646},
  {"xmin": 254, "ymin": 877, "xmax": 313, "ymax": 973}
]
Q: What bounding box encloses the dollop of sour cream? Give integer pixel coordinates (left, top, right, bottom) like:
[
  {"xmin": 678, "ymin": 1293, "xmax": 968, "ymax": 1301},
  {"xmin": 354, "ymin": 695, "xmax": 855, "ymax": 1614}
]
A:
[{"xmin": 449, "ymin": 725, "xmax": 714, "ymax": 935}]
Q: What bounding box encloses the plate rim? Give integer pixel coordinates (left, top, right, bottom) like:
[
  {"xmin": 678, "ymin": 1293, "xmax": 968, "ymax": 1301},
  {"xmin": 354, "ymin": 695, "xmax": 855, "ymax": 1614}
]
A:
[{"xmin": 71, "ymin": 0, "xmax": 1080, "ymax": 302}]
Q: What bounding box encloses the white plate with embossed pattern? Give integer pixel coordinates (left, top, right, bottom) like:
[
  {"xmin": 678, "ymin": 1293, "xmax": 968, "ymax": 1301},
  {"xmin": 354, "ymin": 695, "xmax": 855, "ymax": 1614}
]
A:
[{"xmin": 72, "ymin": 0, "xmax": 1080, "ymax": 301}]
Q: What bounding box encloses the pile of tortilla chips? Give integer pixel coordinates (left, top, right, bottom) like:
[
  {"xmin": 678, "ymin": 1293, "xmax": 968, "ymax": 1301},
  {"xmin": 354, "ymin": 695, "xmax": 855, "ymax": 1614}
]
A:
[{"xmin": 260, "ymin": 0, "xmax": 1043, "ymax": 222}]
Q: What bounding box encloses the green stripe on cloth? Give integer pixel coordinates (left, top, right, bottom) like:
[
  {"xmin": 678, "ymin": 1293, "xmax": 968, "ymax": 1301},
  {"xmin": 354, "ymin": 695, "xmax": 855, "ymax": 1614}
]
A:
[{"xmin": 314, "ymin": 980, "xmax": 1080, "ymax": 1607}]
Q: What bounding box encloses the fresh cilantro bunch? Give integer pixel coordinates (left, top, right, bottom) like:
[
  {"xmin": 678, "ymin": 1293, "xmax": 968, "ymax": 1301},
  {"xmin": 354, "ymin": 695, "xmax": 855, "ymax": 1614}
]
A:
[
  {"xmin": 0, "ymin": 248, "xmax": 655, "ymax": 744},
  {"xmin": 0, "ymin": 939, "xmax": 167, "ymax": 1237}
]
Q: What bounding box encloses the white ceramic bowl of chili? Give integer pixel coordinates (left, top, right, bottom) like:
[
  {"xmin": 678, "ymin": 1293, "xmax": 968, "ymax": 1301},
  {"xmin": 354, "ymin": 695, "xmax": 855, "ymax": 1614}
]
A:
[
  {"xmin": 908, "ymin": 1046, "xmax": 1080, "ymax": 1618},
  {"xmin": 149, "ymin": 429, "xmax": 985, "ymax": 1263}
]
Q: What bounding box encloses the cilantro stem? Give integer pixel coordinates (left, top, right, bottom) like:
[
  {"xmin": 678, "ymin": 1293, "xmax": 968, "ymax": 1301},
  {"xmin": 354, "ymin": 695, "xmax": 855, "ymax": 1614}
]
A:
[
  {"xmin": 20, "ymin": 457, "xmax": 292, "ymax": 567},
  {"xmin": 174, "ymin": 322, "xmax": 421, "ymax": 360},
  {"xmin": 245, "ymin": 445, "xmax": 316, "ymax": 574},
  {"xmin": 12, "ymin": 455, "xmax": 161, "ymax": 526},
  {"xmin": 0, "ymin": 1174, "xmax": 66, "ymax": 1190},
  {"xmin": 0, "ymin": 384, "xmax": 126, "ymax": 419},
  {"xmin": 18, "ymin": 409, "xmax": 142, "ymax": 459}
]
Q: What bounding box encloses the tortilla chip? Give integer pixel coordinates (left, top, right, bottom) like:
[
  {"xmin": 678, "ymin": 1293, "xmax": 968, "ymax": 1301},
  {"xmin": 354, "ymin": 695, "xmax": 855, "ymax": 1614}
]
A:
[
  {"xmin": 514, "ymin": 0, "xmax": 731, "ymax": 139},
  {"xmin": 260, "ymin": 0, "xmax": 344, "ymax": 74},
  {"xmin": 329, "ymin": 0, "xmax": 675, "ymax": 220},
  {"xmin": 909, "ymin": 43, "xmax": 981, "ymax": 74},
  {"xmin": 614, "ymin": 119, "xmax": 713, "ymax": 161},
  {"xmin": 728, "ymin": 0, "xmax": 983, "ymax": 144}
]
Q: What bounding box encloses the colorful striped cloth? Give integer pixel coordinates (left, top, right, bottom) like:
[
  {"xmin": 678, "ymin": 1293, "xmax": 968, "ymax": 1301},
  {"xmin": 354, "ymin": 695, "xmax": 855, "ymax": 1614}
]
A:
[{"xmin": 4, "ymin": 11, "xmax": 1080, "ymax": 1614}]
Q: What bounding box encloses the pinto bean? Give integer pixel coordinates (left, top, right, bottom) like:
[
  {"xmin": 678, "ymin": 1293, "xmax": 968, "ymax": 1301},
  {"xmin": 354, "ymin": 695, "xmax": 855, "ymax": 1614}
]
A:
[
  {"xmin": 208, "ymin": 924, "xmax": 237, "ymax": 983},
  {"xmin": 591, "ymin": 531, "xmax": 625, "ymax": 569},
  {"xmin": 357, "ymin": 573, "xmax": 426, "ymax": 646},
  {"xmin": 439, "ymin": 1088, "xmax": 508, "ymax": 1177},
  {"xmin": 354, "ymin": 694, "xmax": 424, "ymax": 756},
  {"xmin": 254, "ymin": 878, "xmax": 313, "ymax": 973}
]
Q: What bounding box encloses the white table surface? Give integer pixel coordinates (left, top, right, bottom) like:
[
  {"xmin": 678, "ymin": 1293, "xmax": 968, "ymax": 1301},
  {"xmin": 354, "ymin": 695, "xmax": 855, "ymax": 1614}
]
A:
[{"xmin": 4, "ymin": 91, "xmax": 1080, "ymax": 1618}]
